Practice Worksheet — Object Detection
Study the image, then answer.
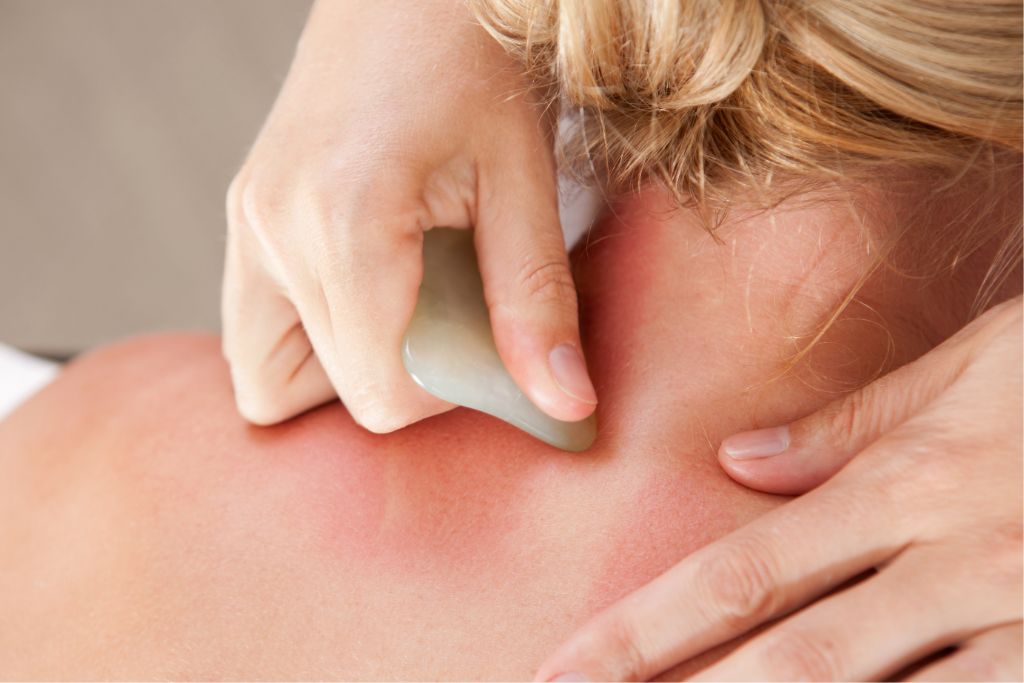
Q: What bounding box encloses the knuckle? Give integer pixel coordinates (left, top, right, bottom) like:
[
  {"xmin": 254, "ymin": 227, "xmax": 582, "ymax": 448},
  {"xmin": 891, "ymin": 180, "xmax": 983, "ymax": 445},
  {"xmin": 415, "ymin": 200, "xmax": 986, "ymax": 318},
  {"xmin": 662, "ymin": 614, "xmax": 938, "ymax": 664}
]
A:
[
  {"xmin": 222, "ymin": 339, "xmax": 291, "ymax": 426},
  {"xmin": 598, "ymin": 612, "xmax": 655, "ymax": 680},
  {"xmin": 344, "ymin": 387, "xmax": 409, "ymax": 434},
  {"xmin": 760, "ymin": 629, "xmax": 846, "ymax": 681},
  {"xmin": 232, "ymin": 174, "xmax": 283, "ymax": 239},
  {"xmin": 351, "ymin": 409, "xmax": 405, "ymax": 434},
  {"xmin": 232, "ymin": 384, "xmax": 292, "ymax": 426},
  {"xmin": 824, "ymin": 386, "xmax": 875, "ymax": 450},
  {"xmin": 515, "ymin": 257, "xmax": 577, "ymax": 308},
  {"xmin": 224, "ymin": 329, "xmax": 320, "ymax": 426},
  {"xmin": 694, "ymin": 539, "xmax": 781, "ymax": 629}
]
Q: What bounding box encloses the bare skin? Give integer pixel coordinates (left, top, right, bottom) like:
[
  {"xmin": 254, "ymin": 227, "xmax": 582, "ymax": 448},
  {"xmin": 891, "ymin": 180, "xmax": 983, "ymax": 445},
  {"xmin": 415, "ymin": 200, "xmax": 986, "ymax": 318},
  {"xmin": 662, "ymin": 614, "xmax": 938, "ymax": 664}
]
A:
[{"xmin": 0, "ymin": 178, "xmax": 1014, "ymax": 679}]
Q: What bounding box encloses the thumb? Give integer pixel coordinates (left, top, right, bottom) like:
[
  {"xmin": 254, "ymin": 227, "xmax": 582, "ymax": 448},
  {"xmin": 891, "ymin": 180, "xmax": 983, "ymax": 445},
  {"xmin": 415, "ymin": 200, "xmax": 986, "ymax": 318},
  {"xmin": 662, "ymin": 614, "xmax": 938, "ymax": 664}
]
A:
[
  {"xmin": 717, "ymin": 335, "xmax": 969, "ymax": 495},
  {"xmin": 474, "ymin": 157, "xmax": 597, "ymax": 423}
]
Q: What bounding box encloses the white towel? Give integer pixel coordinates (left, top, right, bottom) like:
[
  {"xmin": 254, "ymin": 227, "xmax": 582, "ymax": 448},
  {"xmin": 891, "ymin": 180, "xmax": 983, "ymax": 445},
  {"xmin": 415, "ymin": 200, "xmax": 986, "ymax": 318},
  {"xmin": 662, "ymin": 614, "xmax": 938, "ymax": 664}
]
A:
[{"xmin": 0, "ymin": 343, "xmax": 60, "ymax": 421}]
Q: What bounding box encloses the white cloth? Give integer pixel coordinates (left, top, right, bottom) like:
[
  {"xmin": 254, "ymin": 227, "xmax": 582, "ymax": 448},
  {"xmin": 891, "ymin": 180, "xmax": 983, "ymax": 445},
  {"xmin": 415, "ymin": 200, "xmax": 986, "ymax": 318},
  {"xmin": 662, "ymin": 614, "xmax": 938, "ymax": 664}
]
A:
[
  {"xmin": 0, "ymin": 343, "xmax": 60, "ymax": 420},
  {"xmin": 557, "ymin": 111, "xmax": 605, "ymax": 249},
  {"xmin": 558, "ymin": 176, "xmax": 603, "ymax": 250}
]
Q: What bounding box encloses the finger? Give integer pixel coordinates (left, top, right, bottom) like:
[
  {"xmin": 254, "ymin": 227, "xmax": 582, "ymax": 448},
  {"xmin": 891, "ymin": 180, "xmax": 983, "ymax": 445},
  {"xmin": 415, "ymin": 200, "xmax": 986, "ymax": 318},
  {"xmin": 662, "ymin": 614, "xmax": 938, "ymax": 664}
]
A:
[
  {"xmin": 289, "ymin": 191, "xmax": 452, "ymax": 433},
  {"xmin": 222, "ymin": 205, "xmax": 335, "ymax": 425},
  {"xmin": 717, "ymin": 322, "xmax": 972, "ymax": 495},
  {"xmin": 475, "ymin": 148, "xmax": 597, "ymax": 423},
  {"xmin": 533, "ymin": 463, "xmax": 911, "ymax": 682},
  {"xmin": 693, "ymin": 545, "xmax": 1016, "ymax": 682},
  {"xmin": 905, "ymin": 624, "xmax": 1023, "ymax": 682}
]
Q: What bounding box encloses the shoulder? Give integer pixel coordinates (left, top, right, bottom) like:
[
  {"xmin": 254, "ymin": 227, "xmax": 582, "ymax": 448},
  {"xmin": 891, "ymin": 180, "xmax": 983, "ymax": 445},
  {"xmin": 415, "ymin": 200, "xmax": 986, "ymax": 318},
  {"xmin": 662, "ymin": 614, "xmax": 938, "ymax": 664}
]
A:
[
  {"xmin": 70, "ymin": 332, "xmax": 223, "ymax": 381},
  {"xmin": 61, "ymin": 332, "xmax": 226, "ymax": 411},
  {"xmin": 0, "ymin": 332, "xmax": 229, "ymax": 452}
]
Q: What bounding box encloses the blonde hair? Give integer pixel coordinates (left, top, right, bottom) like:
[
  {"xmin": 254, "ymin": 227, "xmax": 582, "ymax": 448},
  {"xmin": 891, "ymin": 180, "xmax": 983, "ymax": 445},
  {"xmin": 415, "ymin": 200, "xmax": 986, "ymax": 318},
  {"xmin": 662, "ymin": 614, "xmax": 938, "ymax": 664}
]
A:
[
  {"xmin": 474, "ymin": 0, "xmax": 1023, "ymax": 310},
  {"xmin": 475, "ymin": 0, "xmax": 1021, "ymax": 194}
]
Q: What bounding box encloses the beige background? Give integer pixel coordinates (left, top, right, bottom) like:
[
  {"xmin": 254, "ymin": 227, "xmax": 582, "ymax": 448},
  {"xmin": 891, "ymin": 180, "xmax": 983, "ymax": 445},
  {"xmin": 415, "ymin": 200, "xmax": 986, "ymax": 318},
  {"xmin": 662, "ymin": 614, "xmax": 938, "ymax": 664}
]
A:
[{"xmin": 0, "ymin": 0, "xmax": 313, "ymax": 356}]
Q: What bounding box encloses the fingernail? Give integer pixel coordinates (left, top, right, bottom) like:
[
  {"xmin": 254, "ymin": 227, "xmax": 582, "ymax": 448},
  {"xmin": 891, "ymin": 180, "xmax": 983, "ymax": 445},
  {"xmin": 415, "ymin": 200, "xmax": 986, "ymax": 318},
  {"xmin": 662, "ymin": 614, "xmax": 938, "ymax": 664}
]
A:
[
  {"xmin": 721, "ymin": 426, "xmax": 790, "ymax": 459},
  {"xmin": 551, "ymin": 673, "xmax": 590, "ymax": 682},
  {"xmin": 548, "ymin": 344, "xmax": 598, "ymax": 405}
]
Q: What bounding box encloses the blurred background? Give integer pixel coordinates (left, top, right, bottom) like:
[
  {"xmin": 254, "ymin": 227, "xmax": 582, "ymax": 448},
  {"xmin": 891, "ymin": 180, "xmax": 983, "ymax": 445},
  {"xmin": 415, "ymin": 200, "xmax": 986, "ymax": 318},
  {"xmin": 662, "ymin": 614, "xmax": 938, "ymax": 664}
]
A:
[{"xmin": 0, "ymin": 0, "xmax": 312, "ymax": 358}]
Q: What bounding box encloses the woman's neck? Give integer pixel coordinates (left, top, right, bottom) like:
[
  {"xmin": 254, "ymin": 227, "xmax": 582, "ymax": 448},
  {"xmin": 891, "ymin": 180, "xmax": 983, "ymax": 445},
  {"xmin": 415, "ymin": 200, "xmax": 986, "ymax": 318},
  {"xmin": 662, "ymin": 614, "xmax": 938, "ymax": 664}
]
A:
[{"xmin": 573, "ymin": 175, "xmax": 1019, "ymax": 456}]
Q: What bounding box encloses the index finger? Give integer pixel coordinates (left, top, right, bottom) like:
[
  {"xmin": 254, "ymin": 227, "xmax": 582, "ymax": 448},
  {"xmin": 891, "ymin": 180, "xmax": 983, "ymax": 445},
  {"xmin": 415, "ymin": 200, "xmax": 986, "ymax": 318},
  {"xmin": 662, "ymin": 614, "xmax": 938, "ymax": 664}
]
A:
[
  {"xmin": 534, "ymin": 460, "xmax": 913, "ymax": 681},
  {"xmin": 474, "ymin": 146, "xmax": 598, "ymax": 424}
]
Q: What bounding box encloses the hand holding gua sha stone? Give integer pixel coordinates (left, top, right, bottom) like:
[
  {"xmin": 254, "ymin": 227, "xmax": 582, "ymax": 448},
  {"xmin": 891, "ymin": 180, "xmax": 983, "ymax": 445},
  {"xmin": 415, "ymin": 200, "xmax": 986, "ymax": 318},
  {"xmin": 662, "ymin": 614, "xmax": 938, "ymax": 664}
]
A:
[{"xmin": 402, "ymin": 228, "xmax": 597, "ymax": 452}]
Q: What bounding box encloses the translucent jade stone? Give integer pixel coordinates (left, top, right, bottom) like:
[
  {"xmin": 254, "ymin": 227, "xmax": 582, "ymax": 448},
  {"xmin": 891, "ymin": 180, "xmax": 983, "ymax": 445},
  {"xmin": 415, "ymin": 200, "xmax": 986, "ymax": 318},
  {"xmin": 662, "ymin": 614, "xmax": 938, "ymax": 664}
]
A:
[{"xmin": 402, "ymin": 228, "xmax": 597, "ymax": 452}]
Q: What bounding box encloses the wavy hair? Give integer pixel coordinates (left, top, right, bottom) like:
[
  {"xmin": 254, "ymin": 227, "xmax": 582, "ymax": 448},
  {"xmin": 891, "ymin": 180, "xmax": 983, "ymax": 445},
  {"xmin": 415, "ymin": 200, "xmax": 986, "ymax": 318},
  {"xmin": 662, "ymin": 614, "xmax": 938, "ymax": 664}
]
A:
[{"xmin": 473, "ymin": 0, "xmax": 1022, "ymax": 310}]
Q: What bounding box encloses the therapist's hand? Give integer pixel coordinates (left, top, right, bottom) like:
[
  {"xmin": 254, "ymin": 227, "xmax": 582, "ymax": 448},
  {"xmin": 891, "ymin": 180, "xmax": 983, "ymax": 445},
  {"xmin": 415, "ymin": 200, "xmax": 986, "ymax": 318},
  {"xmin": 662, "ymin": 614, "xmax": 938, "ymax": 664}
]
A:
[
  {"xmin": 538, "ymin": 296, "xmax": 1022, "ymax": 681},
  {"xmin": 222, "ymin": 0, "xmax": 596, "ymax": 431}
]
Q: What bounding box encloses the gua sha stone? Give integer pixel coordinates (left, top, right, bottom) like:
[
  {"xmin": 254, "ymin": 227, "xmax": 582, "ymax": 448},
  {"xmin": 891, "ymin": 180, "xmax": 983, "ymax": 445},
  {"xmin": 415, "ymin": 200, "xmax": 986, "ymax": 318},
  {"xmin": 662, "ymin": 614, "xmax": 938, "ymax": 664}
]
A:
[{"xmin": 402, "ymin": 228, "xmax": 597, "ymax": 452}]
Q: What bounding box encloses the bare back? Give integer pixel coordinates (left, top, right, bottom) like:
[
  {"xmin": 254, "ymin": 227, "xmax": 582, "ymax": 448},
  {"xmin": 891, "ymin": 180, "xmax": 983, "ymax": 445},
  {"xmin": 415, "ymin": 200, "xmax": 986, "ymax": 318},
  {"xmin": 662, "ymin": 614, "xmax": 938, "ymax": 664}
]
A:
[{"xmin": 0, "ymin": 185, "xmax": 1000, "ymax": 679}]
